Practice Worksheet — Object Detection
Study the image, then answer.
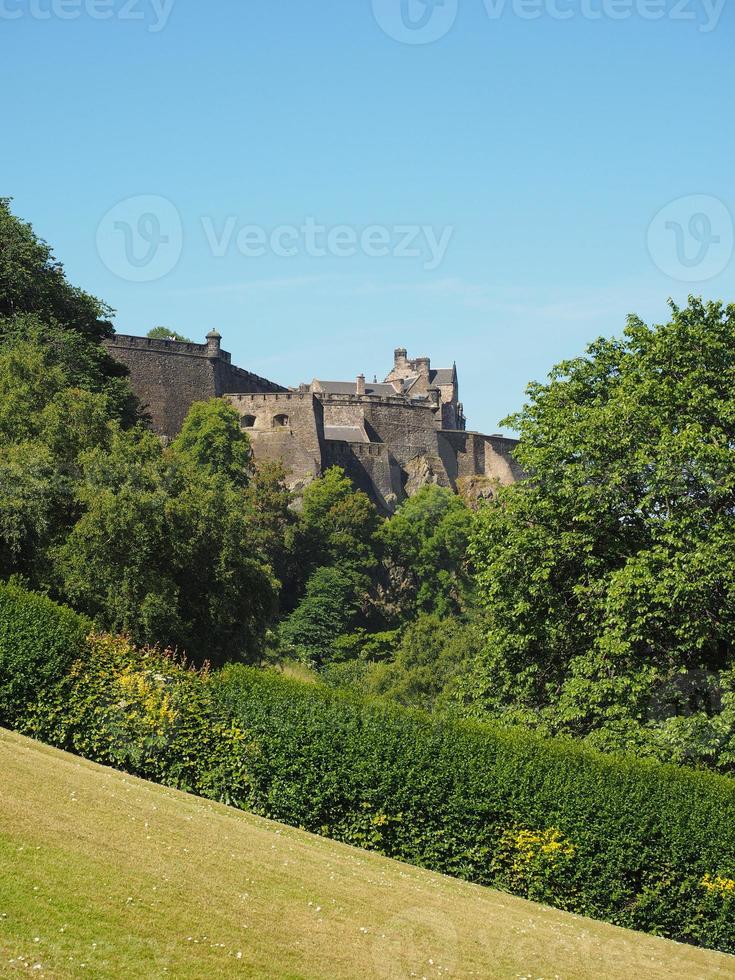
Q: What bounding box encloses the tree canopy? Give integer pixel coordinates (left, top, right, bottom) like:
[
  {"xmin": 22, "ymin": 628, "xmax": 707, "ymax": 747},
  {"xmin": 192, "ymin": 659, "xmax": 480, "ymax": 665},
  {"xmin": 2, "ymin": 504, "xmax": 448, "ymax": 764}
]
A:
[
  {"xmin": 461, "ymin": 298, "xmax": 735, "ymax": 767},
  {"xmin": 147, "ymin": 327, "xmax": 193, "ymax": 342}
]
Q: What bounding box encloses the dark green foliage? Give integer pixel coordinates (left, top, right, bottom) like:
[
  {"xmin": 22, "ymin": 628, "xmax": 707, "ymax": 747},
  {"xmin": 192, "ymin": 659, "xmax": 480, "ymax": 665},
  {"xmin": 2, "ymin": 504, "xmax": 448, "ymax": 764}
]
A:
[
  {"xmin": 279, "ymin": 566, "xmax": 359, "ymax": 667},
  {"xmin": 0, "ymin": 580, "xmax": 91, "ymax": 726},
  {"xmin": 463, "ymin": 299, "xmax": 735, "ymax": 770},
  {"xmin": 244, "ymin": 461, "xmax": 296, "ymax": 594},
  {"xmin": 0, "ymin": 199, "xmax": 113, "ymax": 344},
  {"xmin": 214, "ymin": 666, "xmax": 735, "ymax": 953},
  {"xmin": 0, "ymin": 201, "xmax": 138, "ymax": 424},
  {"xmin": 170, "ymin": 399, "xmax": 252, "ymax": 488},
  {"xmin": 24, "ymin": 632, "xmax": 253, "ymax": 807},
  {"xmin": 292, "ymin": 466, "xmax": 379, "ymax": 583},
  {"xmin": 377, "ymin": 486, "xmax": 473, "ymax": 619},
  {"xmin": 356, "ymin": 615, "xmax": 484, "ymax": 711},
  {"xmin": 146, "ymin": 327, "xmax": 192, "ymax": 342},
  {"xmin": 54, "ymin": 426, "xmax": 276, "ymax": 665}
]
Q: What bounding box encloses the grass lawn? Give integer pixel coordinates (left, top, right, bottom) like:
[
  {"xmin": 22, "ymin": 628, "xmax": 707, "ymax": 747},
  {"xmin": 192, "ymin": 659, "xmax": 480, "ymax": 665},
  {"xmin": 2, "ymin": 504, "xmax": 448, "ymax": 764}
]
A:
[{"xmin": 0, "ymin": 729, "xmax": 732, "ymax": 979}]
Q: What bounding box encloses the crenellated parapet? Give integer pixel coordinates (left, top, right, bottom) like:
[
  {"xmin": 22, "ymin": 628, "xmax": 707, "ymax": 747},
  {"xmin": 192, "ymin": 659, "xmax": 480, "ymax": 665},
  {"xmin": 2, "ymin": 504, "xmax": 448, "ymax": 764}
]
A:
[
  {"xmin": 104, "ymin": 332, "xmax": 285, "ymax": 438},
  {"xmin": 105, "ymin": 332, "xmax": 520, "ymax": 511}
]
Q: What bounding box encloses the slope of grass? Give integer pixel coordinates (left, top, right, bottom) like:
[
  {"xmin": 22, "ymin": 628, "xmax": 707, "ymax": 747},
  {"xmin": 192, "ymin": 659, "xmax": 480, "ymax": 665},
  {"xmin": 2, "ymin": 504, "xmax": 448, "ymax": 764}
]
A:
[{"xmin": 0, "ymin": 730, "xmax": 732, "ymax": 979}]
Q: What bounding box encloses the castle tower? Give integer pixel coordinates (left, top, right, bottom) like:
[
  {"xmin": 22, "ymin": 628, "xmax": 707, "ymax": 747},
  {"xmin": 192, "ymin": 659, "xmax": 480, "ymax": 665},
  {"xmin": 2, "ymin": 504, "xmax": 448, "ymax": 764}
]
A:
[{"xmin": 206, "ymin": 329, "xmax": 222, "ymax": 358}]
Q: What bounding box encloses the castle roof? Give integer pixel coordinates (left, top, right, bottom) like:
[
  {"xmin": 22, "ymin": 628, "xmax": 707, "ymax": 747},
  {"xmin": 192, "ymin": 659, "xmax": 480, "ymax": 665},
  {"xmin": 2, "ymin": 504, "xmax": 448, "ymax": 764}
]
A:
[
  {"xmin": 431, "ymin": 368, "xmax": 455, "ymax": 385},
  {"xmin": 314, "ymin": 379, "xmax": 398, "ymax": 397},
  {"xmin": 324, "ymin": 425, "xmax": 370, "ymax": 443}
]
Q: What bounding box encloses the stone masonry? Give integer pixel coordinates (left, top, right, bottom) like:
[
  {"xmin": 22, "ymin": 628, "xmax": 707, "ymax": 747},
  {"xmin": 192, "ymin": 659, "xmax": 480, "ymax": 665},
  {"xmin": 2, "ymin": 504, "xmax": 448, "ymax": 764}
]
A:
[{"xmin": 104, "ymin": 333, "xmax": 521, "ymax": 511}]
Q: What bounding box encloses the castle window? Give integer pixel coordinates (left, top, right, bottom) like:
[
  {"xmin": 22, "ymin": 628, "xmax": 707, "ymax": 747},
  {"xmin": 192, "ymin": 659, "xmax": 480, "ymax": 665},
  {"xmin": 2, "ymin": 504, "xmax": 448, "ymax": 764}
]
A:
[
  {"xmin": 241, "ymin": 414, "xmax": 256, "ymax": 428},
  {"xmin": 273, "ymin": 413, "xmax": 289, "ymax": 428}
]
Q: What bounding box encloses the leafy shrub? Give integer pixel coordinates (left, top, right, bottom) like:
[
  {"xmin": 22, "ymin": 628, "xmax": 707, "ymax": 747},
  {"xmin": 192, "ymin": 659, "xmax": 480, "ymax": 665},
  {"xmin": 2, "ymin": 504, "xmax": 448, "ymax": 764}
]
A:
[
  {"xmin": 24, "ymin": 632, "xmax": 253, "ymax": 807},
  {"xmin": 214, "ymin": 666, "xmax": 735, "ymax": 953},
  {"xmin": 0, "ymin": 579, "xmax": 91, "ymax": 725},
  {"xmin": 490, "ymin": 826, "xmax": 576, "ymax": 905}
]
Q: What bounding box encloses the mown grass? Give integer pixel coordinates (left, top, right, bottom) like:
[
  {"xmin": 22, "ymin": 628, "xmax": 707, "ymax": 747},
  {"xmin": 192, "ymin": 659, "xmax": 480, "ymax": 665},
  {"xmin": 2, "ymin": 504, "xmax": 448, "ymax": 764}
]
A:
[{"xmin": 0, "ymin": 729, "xmax": 732, "ymax": 979}]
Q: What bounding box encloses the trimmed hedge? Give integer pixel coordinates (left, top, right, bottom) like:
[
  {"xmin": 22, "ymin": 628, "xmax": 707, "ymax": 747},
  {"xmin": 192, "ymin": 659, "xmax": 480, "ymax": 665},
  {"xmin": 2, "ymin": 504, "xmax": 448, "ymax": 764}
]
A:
[
  {"xmin": 2, "ymin": 583, "xmax": 734, "ymax": 953},
  {"xmin": 24, "ymin": 632, "xmax": 254, "ymax": 808},
  {"xmin": 0, "ymin": 580, "xmax": 91, "ymax": 725},
  {"xmin": 215, "ymin": 666, "xmax": 735, "ymax": 953}
]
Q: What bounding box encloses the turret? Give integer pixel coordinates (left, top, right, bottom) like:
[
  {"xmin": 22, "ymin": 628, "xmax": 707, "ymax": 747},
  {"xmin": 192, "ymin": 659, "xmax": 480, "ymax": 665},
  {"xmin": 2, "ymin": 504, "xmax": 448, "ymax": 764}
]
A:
[
  {"xmin": 206, "ymin": 329, "xmax": 222, "ymax": 358},
  {"xmin": 415, "ymin": 356, "xmax": 431, "ymax": 379},
  {"xmin": 394, "ymin": 347, "xmax": 408, "ymax": 370}
]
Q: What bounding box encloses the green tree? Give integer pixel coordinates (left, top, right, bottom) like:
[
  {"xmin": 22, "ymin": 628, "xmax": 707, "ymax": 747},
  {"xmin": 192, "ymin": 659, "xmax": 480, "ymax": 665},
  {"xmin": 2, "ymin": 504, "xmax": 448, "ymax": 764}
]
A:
[
  {"xmin": 170, "ymin": 399, "xmax": 252, "ymax": 488},
  {"xmin": 378, "ymin": 485, "xmax": 473, "ymax": 620},
  {"xmin": 54, "ymin": 425, "xmax": 276, "ymax": 664},
  {"xmin": 279, "ymin": 565, "xmax": 359, "ymax": 668},
  {"xmin": 463, "ymin": 298, "xmax": 735, "ymax": 757},
  {"xmin": 294, "ymin": 467, "xmax": 379, "ymax": 580},
  {"xmin": 147, "ymin": 326, "xmax": 192, "ymax": 342},
  {"xmin": 0, "ymin": 198, "xmax": 139, "ymax": 423},
  {"xmin": 0, "ymin": 198, "xmax": 139, "ymax": 424},
  {"xmin": 0, "ymin": 442, "xmax": 58, "ymax": 581},
  {"xmin": 244, "ymin": 460, "xmax": 296, "ymax": 593},
  {"xmin": 359, "ymin": 614, "xmax": 484, "ymax": 712},
  {"xmin": 0, "ymin": 199, "xmax": 113, "ymax": 343},
  {"xmin": 0, "ymin": 340, "xmax": 118, "ymax": 583}
]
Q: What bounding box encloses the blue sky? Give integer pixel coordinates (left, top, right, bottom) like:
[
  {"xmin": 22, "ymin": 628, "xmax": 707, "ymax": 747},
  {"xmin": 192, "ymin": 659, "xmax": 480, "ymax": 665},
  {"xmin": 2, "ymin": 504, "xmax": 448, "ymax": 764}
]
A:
[{"xmin": 2, "ymin": 0, "xmax": 733, "ymax": 433}]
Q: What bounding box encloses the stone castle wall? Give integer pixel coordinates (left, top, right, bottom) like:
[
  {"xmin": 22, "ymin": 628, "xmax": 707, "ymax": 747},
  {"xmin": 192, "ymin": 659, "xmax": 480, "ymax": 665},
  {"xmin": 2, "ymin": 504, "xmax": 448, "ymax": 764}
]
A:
[
  {"xmin": 224, "ymin": 391, "xmax": 325, "ymax": 487},
  {"xmin": 105, "ymin": 332, "xmax": 521, "ymax": 511},
  {"xmin": 324, "ymin": 440, "xmax": 398, "ymax": 511},
  {"xmin": 441, "ymin": 431, "xmax": 524, "ymax": 484},
  {"xmin": 104, "ymin": 335, "xmax": 285, "ymax": 438}
]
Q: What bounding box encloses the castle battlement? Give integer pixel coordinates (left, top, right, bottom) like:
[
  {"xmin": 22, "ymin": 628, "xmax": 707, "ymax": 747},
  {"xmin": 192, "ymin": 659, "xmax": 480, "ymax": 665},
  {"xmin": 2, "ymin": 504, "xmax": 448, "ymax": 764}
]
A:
[
  {"xmin": 229, "ymin": 391, "xmax": 314, "ymax": 404},
  {"xmin": 106, "ymin": 330, "xmax": 519, "ymax": 512},
  {"xmin": 316, "ymin": 391, "xmax": 432, "ymax": 410},
  {"xmin": 108, "ymin": 333, "xmax": 233, "ymax": 363}
]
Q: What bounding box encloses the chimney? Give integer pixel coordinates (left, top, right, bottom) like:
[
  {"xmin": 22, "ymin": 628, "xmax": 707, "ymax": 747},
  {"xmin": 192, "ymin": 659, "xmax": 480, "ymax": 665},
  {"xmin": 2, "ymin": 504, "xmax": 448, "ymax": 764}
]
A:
[
  {"xmin": 206, "ymin": 329, "xmax": 222, "ymax": 358},
  {"xmin": 415, "ymin": 356, "xmax": 430, "ymax": 378},
  {"xmin": 394, "ymin": 347, "xmax": 408, "ymax": 369},
  {"xmin": 356, "ymin": 373, "xmax": 366, "ymax": 396}
]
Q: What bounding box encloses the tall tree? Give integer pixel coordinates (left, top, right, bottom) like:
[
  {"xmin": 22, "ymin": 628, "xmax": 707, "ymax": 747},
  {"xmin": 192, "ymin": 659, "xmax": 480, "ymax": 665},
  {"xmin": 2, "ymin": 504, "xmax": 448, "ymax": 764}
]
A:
[
  {"xmin": 463, "ymin": 298, "xmax": 735, "ymax": 753},
  {"xmin": 378, "ymin": 485, "xmax": 473, "ymax": 620},
  {"xmin": 170, "ymin": 399, "xmax": 252, "ymax": 488},
  {"xmin": 0, "ymin": 200, "xmax": 138, "ymax": 424},
  {"xmin": 54, "ymin": 420, "xmax": 276, "ymax": 665},
  {"xmin": 0, "ymin": 198, "xmax": 113, "ymax": 342}
]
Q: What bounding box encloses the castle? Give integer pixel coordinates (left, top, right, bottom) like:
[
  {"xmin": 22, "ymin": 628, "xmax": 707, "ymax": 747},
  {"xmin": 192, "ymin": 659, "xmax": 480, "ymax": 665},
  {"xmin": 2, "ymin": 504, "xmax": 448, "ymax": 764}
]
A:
[{"xmin": 105, "ymin": 331, "xmax": 521, "ymax": 511}]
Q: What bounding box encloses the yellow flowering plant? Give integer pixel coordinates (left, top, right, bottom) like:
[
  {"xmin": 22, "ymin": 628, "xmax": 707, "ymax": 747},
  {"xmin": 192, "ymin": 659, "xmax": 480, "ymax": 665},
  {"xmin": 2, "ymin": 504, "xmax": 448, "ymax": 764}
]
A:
[{"xmin": 491, "ymin": 827, "xmax": 576, "ymax": 903}]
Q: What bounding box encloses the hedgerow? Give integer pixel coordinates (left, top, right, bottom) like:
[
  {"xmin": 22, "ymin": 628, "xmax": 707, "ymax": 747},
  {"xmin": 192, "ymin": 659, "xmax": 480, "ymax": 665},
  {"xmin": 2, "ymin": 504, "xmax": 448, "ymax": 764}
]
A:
[
  {"xmin": 214, "ymin": 666, "xmax": 735, "ymax": 953},
  {"xmin": 0, "ymin": 580, "xmax": 91, "ymax": 726},
  {"xmin": 2, "ymin": 582, "xmax": 734, "ymax": 953},
  {"xmin": 24, "ymin": 632, "xmax": 253, "ymax": 807}
]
